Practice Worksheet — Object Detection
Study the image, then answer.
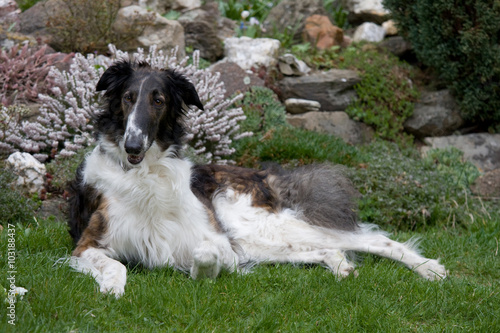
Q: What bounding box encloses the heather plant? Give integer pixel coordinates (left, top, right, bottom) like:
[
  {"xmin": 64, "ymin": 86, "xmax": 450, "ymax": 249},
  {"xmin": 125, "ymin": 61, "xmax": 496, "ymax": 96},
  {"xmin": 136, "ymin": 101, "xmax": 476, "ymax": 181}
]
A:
[
  {"xmin": 17, "ymin": 45, "xmax": 250, "ymax": 163},
  {"xmin": 0, "ymin": 44, "xmax": 71, "ymax": 106}
]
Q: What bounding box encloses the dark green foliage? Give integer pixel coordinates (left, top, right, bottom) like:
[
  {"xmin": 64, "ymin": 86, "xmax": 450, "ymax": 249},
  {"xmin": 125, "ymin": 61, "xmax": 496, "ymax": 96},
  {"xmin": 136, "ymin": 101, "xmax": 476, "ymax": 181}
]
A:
[
  {"xmin": 0, "ymin": 168, "xmax": 38, "ymax": 225},
  {"xmin": 351, "ymin": 142, "xmax": 482, "ymax": 230},
  {"xmin": 383, "ymin": 0, "xmax": 500, "ymax": 125}
]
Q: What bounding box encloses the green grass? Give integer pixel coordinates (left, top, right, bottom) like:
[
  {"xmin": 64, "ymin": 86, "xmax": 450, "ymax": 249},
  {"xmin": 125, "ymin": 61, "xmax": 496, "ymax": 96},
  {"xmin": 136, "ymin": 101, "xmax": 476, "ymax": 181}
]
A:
[{"xmin": 0, "ymin": 214, "xmax": 498, "ymax": 332}]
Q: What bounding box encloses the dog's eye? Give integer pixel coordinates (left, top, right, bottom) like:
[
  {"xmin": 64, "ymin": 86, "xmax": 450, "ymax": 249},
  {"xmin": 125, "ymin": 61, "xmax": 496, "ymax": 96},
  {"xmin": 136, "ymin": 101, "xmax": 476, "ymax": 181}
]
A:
[
  {"xmin": 154, "ymin": 99, "xmax": 164, "ymax": 106},
  {"xmin": 123, "ymin": 95, "xmax": 132, "ymax": 103}
]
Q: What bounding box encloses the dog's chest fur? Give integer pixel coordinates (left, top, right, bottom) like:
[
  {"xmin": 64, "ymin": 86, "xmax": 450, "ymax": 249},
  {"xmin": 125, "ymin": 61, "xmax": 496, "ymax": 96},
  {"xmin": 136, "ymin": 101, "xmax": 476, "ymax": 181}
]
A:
[{"xmin": 82, "ymin": 141, "xmax": 215, "ymax": 270}]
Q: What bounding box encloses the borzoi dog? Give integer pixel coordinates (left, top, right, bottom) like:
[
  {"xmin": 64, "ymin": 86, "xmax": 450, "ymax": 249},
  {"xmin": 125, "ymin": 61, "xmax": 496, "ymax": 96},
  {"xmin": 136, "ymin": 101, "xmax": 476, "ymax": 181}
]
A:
[{"xmin": 68, "ymin": 61, "xmax": 447, "ymax": 297}]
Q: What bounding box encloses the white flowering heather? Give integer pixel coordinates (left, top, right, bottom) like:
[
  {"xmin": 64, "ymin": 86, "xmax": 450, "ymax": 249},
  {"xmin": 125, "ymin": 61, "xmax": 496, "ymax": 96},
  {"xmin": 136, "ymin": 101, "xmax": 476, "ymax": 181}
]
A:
[
  {"xmin": 109, "ymin": 44, "xmax": 252, "ymax": 164},
  {"xmin": 1, "ymin": 45, "xmax": 250, "ymax": 163}
]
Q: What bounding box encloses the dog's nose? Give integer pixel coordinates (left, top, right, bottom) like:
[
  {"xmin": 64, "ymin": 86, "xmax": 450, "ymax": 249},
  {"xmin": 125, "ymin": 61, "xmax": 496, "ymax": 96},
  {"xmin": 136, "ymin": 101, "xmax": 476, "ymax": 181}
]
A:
[{"xmin": 124, "ymin": 138, "xmax": 143, "ymax": 155}]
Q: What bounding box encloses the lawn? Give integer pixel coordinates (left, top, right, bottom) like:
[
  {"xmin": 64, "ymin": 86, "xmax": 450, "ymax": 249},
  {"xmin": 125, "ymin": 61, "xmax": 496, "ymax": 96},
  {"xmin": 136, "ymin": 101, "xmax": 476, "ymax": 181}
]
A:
[{"xmin": 1, "ymin": 158, "xmax": 499, "ymax": 332}]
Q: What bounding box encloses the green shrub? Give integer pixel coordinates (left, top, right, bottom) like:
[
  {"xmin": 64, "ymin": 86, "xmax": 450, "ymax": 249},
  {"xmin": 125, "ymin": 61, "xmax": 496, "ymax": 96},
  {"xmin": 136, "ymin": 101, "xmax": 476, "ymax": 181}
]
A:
[
  {"xmin": 351, "ymin": 142, "xmax": 482, "ymax": 231},
  {"xmin": 384, "ymin": 0, "xmax": 500, "ymax": 125}
]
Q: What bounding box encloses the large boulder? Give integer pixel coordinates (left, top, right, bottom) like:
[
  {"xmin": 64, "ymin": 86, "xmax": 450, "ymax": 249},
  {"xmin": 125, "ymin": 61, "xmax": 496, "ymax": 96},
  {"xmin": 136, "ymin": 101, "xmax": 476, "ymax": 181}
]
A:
[
  {"xmin": 404, "ymin": 90, "xmax": 464, "ymax": 138},
  {"xmin": 224, "ymin": 37, "xmax": 280, "ymax": 70},
  {"xmin": 286, "ymin": 111, "xmax": 374, "ymax": 144},
  {"xmin": 423, "ymin": 133, "xmax": 500, "ymax": 172},
  {"xmin": 113, "ymin": 5, "xmax": 185, "ymax": 57},
  {"xmin": 279, "ymin": 69, "xmax": 361, "ymax": 111}
]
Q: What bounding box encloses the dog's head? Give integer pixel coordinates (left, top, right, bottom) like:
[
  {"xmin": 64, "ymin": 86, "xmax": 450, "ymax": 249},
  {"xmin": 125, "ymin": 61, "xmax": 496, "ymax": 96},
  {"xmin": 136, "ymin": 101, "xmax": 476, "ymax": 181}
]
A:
[{"xmin": 96, "ymin": 61, "xmax": 203, "ymax": 165}]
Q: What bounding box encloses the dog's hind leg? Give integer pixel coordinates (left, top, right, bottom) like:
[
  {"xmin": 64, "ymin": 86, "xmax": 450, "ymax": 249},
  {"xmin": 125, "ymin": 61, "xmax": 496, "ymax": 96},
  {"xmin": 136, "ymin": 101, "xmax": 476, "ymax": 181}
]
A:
[{"xmin": 343, "ymin": 228, "xmax": 447, "ymax": 280}]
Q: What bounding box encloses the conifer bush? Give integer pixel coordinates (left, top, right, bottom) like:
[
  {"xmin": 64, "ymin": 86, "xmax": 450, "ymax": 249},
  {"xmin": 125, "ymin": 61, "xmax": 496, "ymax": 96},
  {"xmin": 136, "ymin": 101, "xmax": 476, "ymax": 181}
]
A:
[{"xmin": 383, "ymin": 0, "xmax": 500, "ymax": 125}]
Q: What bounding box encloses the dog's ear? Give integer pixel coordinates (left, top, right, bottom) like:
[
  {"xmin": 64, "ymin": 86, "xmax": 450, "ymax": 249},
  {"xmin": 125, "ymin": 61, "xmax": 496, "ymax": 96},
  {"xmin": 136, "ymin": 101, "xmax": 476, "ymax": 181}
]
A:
[
  {"xmin": 164, "ymin": 70, "xmax": 204, "ymax": 111},
  {"xmin": 96, "ymin": 61, "xmax": 134, "ymax": 95}
]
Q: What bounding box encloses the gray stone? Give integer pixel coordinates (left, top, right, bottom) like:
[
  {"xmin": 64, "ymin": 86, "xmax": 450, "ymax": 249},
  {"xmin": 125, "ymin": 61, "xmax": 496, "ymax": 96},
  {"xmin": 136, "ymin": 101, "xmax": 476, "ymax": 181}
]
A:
[
  {"xmin": 208, "ymin": 60, "xmax": 265, "ymax": 99},
  {"xmin": 179, "ymin": 8, "xmax": 224, "ymax": 62},
  {"xmin": 18, "ymin": 0, "xmax": 67, "ymax": 44},
  {"xmin": 285, "ymin": 98, "xmax": 321, "ymax": 114},
  {"xmin": 287, "ymin": 111, "xmax": 374, "ymax": 144},
  {"xmin": 278, "ymin": 53, "xmax": 311, "ymax": 76},
  {"xmin": 6, "ymin": 152, "xmax": 46, "ymax": 194},
  {"xmin": 224, "ymin": 37, "xmax": 280, "ymax": 70},
  {"xmin": 404, "ymin": 90, "xmax": 464, "ymax": 138},
  {"xmin": 423, "ymin": 133, "xmax": 500, "ymax": 172},
  {"xmin": 279, "ymin": 69, "xmax": 361, "ymax": 111},
  {"xmin": 113, "ymin": 5, "xmax": 185, "ymax": 58},
  {"xmin": 379, "ymin": 36, "xmax": 413, "ymax": 57},
  {"xmin": 138, "ymin": 0, "xmax": 201, "ymax": 14},
  {"xmin": 353, "ymin": 22, "xmax": 385, "ymax": 43}
]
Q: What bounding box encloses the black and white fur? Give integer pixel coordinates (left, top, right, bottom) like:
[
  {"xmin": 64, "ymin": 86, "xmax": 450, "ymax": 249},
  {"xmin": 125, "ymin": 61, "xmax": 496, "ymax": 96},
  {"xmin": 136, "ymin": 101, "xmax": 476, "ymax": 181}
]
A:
[{"xmin": 68, "ymin": 61, "xmax": 447, "ymax": 297}]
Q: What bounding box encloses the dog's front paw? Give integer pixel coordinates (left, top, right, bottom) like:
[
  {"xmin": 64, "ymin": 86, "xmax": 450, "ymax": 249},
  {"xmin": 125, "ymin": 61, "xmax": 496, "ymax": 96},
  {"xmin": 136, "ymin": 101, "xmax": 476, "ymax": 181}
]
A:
[
  {"xmin": 414, "ymin": 259, "xmax": 447, "ymax": 281},
  {"xmin": 191, "ymin": 242, "xmax": 221, "ymax": 279},
  {"xmin": 100, "ymin": 263, "xmax": 127, "ymax": 298}
]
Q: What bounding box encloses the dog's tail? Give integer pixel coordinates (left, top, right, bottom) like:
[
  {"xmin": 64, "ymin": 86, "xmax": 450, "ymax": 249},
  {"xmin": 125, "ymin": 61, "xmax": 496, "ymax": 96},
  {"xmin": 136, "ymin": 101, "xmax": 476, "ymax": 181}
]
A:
[{"xmin": 265, "ymin": 163, "xmax": 360, "ymax": 231}]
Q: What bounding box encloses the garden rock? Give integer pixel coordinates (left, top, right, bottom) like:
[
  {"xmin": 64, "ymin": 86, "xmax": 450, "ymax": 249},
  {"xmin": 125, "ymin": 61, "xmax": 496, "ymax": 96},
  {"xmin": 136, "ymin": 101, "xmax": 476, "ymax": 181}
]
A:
[
  {"xmin": 379, "ymin": 36, "xmax": 413, "ymax": 58},
  {"xmin": 223, "ymin": 37, "xmax": 280, "ymax": 71},
  {"xmin": 138, "ymin": 0, "xmax": 201, "ymax": 14},
  {"xmin": 470, "ymin": 169, "xmax": 500, "ymax": 198},
  {"xmin": 340, "ymin": 0, "xmax": 390, "ymax": 24},
  {"xmin": 404, "ymin": 90, "xmax": 464, "ymax": 139},
  {"xmin": 6, "ymin": 152, "xmax": 46, "ymax": 195},
  {"xmin": 286, "ymin": 111, "xmax": 374, "ymax": 144},
  {"xmin": 285, "ymin": 98, "xmax": 321, "ymax": 114},
  {"xmin": 18, "ymin": 0, "xmax": 68, "ymax": 44},
  {"xmin": 113, "ymin": 5, "xmax": 185, "ymax": 58},
  {"xmin": 278, "ymin": 53, "xmax": 310, "ymax": 76},
  {"xmin": 423, "ymin": 133, "xmax": 500, "ymax": 172},
  {"xmin": 279, "ymin": 69, "xmax": 361, "ymax": 111},
  {"xmin": 263, "ymin": 0, "xmax": 326, "ymax": 41},
  {"xmin": 0, "ymin": 0, "xmax": 19, "ymax": 28},
  {"xmin": 302, "ymin": 15, "xmax": 344, "ymax": 50},
  {"xmin": 353, "ymin": 22, "xmax": 385, "ymax": 43},
  {"xmin": 208, "ymin": 60, "xmax": 265, "ymax": 99},
  {"xmin": 178, "ymin": 8, "xmax": 224, "ymax": 62}
]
